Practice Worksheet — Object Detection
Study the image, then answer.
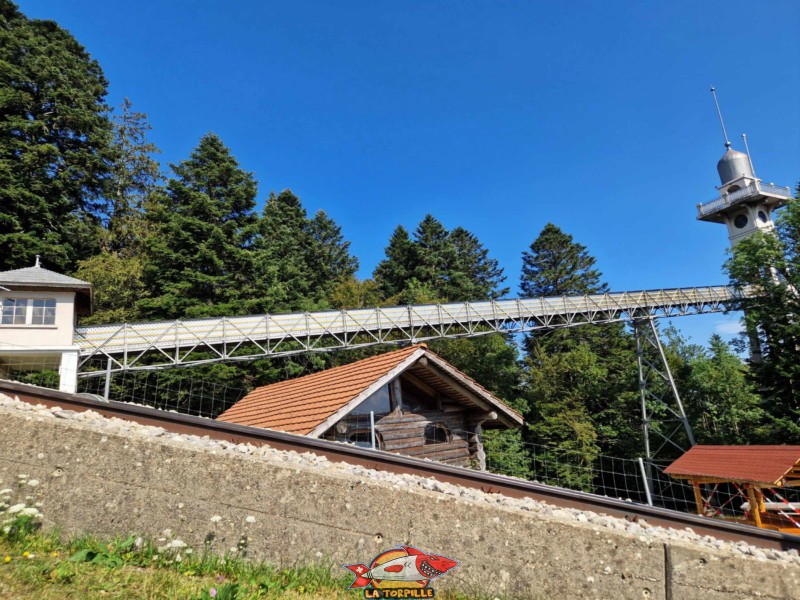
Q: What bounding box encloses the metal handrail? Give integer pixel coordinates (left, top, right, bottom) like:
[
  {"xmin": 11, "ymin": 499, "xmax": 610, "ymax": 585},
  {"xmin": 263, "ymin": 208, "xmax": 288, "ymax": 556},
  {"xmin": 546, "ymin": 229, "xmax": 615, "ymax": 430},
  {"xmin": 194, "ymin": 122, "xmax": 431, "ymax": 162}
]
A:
[{"xmin": 697, "ymin": 181, "xmax": 792, "ymax": 218}]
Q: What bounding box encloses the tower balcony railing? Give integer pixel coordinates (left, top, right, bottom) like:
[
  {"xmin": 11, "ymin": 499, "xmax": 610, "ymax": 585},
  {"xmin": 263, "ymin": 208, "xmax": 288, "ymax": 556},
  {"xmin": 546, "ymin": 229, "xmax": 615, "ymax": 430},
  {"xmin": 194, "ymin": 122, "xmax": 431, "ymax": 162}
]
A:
[{"xmin": 697, "ymin": 181, "xmax": 793, "ymax": 218}]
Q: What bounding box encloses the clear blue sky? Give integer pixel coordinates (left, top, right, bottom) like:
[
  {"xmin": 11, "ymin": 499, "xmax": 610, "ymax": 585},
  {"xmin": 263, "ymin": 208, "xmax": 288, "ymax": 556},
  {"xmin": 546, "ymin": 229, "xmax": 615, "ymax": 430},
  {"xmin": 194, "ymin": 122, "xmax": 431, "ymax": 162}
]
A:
[{"xmin": 18, "ymin": 1, "xmax": 800, "ymax": 346}]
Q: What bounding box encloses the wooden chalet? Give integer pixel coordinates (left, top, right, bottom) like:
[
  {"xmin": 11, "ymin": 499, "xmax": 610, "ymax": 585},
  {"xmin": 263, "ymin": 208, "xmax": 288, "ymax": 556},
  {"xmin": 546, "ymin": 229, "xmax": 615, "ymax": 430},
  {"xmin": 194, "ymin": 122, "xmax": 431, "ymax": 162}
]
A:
[
  {"xmin": 664, "ymin": 445, "xmax": 800, "ymax": 534},
  {"xmin": 217, "ymin": 344, "xmax": 523, "ymax": 468}
]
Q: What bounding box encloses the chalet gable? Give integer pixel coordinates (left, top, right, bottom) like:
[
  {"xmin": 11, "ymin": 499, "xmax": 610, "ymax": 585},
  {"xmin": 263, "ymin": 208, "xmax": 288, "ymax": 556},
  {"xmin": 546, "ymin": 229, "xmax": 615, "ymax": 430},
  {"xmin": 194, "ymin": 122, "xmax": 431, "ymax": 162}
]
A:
[{"xmin": 218, "ymin": 344, "xmax": 523, "ymax": 438}]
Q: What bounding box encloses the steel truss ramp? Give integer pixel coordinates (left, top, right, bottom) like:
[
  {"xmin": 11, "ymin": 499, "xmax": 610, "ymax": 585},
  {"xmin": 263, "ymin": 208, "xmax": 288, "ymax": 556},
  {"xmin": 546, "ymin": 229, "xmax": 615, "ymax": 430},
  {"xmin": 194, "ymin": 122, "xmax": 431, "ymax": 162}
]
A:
[{"xmin": 74, "ymin": 285, "xmax": 743, "ymax": 377}]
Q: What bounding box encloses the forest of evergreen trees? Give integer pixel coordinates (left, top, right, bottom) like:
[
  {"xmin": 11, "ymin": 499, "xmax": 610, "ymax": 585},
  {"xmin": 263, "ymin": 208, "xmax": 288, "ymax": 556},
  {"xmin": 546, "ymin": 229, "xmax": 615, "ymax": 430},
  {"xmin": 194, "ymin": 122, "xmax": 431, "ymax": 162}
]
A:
[{"xmin": 1, "ymin": 1, "xmax": 798, "ymax": 477}]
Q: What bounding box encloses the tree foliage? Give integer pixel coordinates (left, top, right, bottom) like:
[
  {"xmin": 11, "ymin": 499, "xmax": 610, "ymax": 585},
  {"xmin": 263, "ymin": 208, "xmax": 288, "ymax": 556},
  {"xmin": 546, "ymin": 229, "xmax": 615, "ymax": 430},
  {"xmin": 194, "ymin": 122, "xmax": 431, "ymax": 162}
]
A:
[
  {"xmin": 725, "ymin": 195, "xmax": 800, "ymax": 441},
  {"xmin": 138, "ymin": 133, "xmax": 258, "ymax": 319},
  {"xmin": 0, "ymin": 0, "xmax": 113, "ymax": 271},
  {"xmin": 374, "ymin": 215, "xmax": 507, "ymax": 303}
]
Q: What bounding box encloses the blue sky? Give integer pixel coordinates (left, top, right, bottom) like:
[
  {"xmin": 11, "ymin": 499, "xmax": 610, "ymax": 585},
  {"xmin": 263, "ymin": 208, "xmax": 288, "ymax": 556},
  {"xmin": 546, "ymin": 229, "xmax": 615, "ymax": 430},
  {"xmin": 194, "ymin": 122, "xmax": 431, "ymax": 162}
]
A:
[{"xmin": 18, "ymin": 1, "xmax": 800, "ymax": 346}]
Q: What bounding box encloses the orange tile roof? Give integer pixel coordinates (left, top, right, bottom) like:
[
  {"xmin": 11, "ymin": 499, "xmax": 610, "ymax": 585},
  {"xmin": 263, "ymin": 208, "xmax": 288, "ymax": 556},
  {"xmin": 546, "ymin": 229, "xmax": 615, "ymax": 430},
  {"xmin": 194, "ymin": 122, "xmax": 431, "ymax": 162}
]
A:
[
  {"xmin": 217, "ymin": 345, "xmax": 424, "ymax": 435},
  {"xmin": 664, "ymin": 445, "xmax": 800, "ymax": 486}
]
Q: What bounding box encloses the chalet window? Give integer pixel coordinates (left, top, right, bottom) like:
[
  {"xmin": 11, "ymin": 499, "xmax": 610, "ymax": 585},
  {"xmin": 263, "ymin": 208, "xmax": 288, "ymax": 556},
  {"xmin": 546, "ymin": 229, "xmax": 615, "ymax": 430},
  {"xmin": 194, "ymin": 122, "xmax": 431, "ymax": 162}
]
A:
[
  {"xmin": 2, "ymin": 298, "xmax": 56, "ymax": 325},
  {"xmin": 351, "ymin": 384, "xmax": 393, "ymax": 416},
  {"xmin": 349, "ymin": 429, "xmax": 382, "ymax": 449},
  {"xmin": 424, "ymin": 423, "xmax": 450, "ymax": 445}
]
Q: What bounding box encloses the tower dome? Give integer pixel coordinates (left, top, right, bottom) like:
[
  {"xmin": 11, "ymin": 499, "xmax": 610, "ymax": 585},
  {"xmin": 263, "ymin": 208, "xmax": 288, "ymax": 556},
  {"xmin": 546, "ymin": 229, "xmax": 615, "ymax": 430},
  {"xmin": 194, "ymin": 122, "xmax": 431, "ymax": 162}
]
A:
[{"xmin": 717, "ymin": 148, "xmax": 753, "ymax": 186}]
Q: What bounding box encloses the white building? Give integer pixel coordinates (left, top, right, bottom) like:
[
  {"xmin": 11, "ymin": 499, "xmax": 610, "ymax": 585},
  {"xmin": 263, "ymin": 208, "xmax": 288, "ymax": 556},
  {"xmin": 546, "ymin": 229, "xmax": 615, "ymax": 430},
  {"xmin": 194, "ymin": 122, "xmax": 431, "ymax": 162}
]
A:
[{"xmin": 0, "ymin": 258, "xmax": 92, "ymax": 393}]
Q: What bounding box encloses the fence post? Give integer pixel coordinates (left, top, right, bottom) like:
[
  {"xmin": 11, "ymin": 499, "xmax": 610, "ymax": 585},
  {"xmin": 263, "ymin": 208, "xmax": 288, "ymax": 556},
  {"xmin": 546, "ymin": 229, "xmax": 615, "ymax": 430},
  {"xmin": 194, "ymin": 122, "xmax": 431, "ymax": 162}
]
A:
[
  {"xmin": 370, "ymin": 411, "xmax": 376, "ymax": 450},
  {"xmin": 638, "ymin": 457, "xmax": 654, "ymax": 506},
  {"xmin": 103, "ymin": 357, "xmax": 112, "ymax": 400}
]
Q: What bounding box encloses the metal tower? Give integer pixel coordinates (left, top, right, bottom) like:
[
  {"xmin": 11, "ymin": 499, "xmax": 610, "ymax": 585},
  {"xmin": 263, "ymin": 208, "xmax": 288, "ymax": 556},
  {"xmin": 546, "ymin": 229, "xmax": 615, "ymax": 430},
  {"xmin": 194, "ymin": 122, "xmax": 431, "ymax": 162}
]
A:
[
  {"xmin": 697, "ymin": 88, "xmax": 792, "ymax": 246},
  {"xmin": 697, "ymin": 87, "xmax": 793, "ymax": 364}
]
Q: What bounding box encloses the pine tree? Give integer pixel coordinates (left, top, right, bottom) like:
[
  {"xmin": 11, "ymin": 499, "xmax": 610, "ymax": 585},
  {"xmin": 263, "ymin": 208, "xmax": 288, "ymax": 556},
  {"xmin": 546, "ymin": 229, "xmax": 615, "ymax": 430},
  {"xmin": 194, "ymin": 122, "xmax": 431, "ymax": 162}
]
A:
[
  {"xmin": 138, "ymin": 133, "xmax": 257, "ymax": 319},
  {"xmin": 73, "ymin": 100, "xmax": 162, "ymax": 324},
  {"xmin": 373, "ymin": 225, "xmax": 416, "ymax": 300},
  {"xmin": 0, "ymin": 0, "xmax": 113, "ymax": 271},
  {"xmin": 520, "ymin": 223, "xmax": 640, "ymax": 459},
  {"xmin": 373, "ymin": 216, "xmax": 507, "ymax": 303},
  {"xmin": 520, "ymin": 223, "xmax": 607, "ymax": 298},
  {"xmin": 103, "ymin": 98, "xmax": 162, "ymax": 255},
  {"xmin": 447, "ymin": 227, "xmax": 508, "ymax": 301},
  {"xmin": 252, "ymin": 190, "xmax": 315, "ymax": 313},
  {"xmin": 307, "ymin": 209, "xmax": 359, "ymax": 299}
]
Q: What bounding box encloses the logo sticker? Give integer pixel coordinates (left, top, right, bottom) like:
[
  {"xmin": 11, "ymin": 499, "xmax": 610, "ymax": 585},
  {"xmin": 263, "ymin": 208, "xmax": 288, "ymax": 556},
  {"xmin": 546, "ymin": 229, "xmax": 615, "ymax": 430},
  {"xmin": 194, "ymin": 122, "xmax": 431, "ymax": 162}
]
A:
[{"xmin": 344, "ymin": 545, "xmax": 459, "ymax": 598}]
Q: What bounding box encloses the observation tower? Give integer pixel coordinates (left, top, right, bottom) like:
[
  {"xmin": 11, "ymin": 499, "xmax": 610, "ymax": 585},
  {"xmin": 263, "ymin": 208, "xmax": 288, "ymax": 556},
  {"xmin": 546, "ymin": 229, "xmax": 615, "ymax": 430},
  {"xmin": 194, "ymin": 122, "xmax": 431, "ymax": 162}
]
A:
[{"xmin": 697, "ymin": 88, "xmax": 793, "ymax": 246}]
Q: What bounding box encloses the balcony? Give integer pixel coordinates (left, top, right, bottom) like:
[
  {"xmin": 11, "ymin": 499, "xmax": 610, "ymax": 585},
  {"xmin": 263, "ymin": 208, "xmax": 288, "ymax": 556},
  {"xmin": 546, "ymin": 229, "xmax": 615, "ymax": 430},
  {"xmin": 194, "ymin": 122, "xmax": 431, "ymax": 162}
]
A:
[{"xmin": 697, "ymin": 181, "xmax": 793, "ymax": 219}]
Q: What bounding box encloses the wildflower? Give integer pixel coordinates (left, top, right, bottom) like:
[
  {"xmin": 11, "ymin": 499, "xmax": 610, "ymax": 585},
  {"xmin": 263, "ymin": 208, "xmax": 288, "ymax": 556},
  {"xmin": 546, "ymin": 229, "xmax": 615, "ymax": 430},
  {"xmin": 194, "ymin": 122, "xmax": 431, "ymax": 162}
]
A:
[
  {"xmin": 26, "ymin": 480, "xmax": 39, "ymax": 487},
  {"xmin": 0, "ymin": 489, "xmax": 11, "ymax": 496},
  {"xmin": 245, "ymin": 515, "xmax": 256, "ymax": 524},
  {"xmin": 6, "ymin": 504, "xmax": 25, "ymax": 514},
  {"xmin": 174, "ymin": 553, "xmax": 182, "ymax": 563},
  {"xmin": 210, "ymin": 515, "xmax": 222, "ymax": 523},
  {"xmin": 210, "ymin": 589, "xmax": 218, "ymax": 598},
  {"xmin": 3, "ymin": 556, "xmax": 10, "ymax": 563},
  {"xmin": 185, "ymin": 548, "xmax": 193, "ymax": 554},
  {"xmin": 51, "ymin": 552, "xmax": 58, "ymax": 557},
  {"xmin": 22, "ymin": 551, "xmax": 29, "ymax": 558}
]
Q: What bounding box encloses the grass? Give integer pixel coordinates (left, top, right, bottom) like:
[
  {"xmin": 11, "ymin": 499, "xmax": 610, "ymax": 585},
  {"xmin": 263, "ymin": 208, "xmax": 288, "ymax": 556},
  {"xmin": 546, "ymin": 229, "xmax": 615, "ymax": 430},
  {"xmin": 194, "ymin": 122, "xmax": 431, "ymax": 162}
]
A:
[{"xmin": 0, "ymin": 517, "xmax": 491, "ymax": 599}]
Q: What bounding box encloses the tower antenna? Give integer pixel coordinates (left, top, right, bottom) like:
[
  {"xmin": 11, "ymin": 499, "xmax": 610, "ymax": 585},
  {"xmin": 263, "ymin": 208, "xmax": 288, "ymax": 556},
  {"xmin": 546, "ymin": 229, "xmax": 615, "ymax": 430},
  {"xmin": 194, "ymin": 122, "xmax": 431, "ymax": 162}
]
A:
[
  {"xmin": 742, "ymin": 133, "xmax": 758, "ymax": 179},
  {"xmin": 710, "ymin": 86, "xmax": 731, "ymax": 149}
]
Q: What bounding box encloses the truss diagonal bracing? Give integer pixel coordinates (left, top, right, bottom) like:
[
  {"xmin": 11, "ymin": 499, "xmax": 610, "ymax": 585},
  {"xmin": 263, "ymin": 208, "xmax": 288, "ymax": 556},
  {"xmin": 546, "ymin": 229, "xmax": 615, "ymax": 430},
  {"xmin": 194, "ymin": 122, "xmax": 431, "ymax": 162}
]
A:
[{"xmin": 74, "ymin": 285, "xmax": 743, "ymax": 377}]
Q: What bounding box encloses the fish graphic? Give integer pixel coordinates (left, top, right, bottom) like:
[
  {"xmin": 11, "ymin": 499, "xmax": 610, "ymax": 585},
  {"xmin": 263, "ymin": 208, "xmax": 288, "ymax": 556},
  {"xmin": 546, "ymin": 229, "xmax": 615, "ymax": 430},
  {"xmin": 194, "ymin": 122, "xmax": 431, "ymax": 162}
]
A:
[{"xmin": 344, "ymin": 545, "xmax": 459, "ymax": 588}]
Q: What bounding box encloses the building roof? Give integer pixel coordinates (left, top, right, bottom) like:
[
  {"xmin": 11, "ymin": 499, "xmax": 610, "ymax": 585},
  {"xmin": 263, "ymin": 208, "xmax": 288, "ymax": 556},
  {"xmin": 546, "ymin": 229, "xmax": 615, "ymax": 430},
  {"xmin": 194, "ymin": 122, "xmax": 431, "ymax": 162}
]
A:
[
  {"xmin": 664, "ymin": 445, "xmax": 800, "ymax": 487},
  {"xmin": 0, "ymin": 262, "xmax": 93, "ymax": 313},
  {"xmin": 217, "ymin": 344, "xmax": 524, "ymax": 436}
]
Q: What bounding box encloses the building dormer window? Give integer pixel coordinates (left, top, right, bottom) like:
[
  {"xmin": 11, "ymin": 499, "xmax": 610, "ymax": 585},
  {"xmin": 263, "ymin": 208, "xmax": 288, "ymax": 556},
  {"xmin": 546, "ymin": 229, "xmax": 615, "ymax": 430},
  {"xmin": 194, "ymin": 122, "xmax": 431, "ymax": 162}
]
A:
[{"xmin": 1, "ymin": 299, "xmax": 56, "ymax": 325}]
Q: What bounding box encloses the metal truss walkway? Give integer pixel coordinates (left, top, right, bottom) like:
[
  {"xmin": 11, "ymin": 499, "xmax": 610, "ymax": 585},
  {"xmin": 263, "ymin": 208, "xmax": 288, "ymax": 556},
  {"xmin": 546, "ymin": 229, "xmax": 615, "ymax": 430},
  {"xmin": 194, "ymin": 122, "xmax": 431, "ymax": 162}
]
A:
[{"xmin": 75, "ymin": 285, "xmax": 743, "ymax": 377}]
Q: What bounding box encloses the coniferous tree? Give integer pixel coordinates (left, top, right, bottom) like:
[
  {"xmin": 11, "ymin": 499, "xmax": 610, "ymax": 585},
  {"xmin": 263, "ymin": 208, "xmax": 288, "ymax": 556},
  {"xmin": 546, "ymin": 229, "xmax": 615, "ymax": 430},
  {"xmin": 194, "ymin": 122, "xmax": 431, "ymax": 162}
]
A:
[
  {"xmin": 74, "ymin": 99, "xmax": 162, "ymax": 324},
  {"xmin": 138, "ymin": 133, "xmax": 257, "ymax": 319},
  {"xmin": 102, "ymin": 98, "xmax": 162, "ymax": 255},
  {"xmin": 0, "ymin": 0, "xmax": 114, "ymax": 271},
  {"xmin": 307, "ymin": 209, "xmax": 359, "ymax": 298},
  {"xmin": 520, "ymin": 223, "xmax": 640, "ymax": 460},
  {"xmin": 374, "ymin": 215, "xmax": 506, "ymax": 303},
  {"xmin": 520, "ymin": 223, "xmax": 607, "ymax": 298},
  {"xmin": 373, "ymin": 225, "xmax": 416, "ymax": 300},
  {"xmin": 252, "ymin": 190, "xmax": 315, "ymax": 313}
]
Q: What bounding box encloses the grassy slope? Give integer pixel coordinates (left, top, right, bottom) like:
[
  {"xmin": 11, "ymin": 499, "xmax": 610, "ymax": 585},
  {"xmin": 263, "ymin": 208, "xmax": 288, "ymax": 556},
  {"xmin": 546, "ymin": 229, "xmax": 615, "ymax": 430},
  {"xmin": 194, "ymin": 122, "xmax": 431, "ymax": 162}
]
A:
[{"xmin": 0, "ymin": 526, "xmax": 487, "ymax": 600}]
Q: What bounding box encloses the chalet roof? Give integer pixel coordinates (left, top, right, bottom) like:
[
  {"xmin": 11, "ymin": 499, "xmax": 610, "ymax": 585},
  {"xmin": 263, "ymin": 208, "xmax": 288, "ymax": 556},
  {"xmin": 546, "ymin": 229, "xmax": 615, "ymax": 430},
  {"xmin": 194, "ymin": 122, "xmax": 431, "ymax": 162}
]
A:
[
  {"xmin": 217, "ymin": 344, "xmax": 523, "ymax": 436},
  {"xmin": 0, "ymin": 263, "xmax": 93, "ymax": 313},
  {"xmin": 664, "ymin": 445, "xmax": 800, "ymax": 487}
]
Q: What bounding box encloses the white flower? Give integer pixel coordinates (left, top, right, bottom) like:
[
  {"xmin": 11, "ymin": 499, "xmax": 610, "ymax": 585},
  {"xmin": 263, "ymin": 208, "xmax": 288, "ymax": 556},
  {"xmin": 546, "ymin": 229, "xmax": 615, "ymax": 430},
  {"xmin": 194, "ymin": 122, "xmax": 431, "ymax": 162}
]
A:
[
  {"xmin": 167, "ymin": 540, "xmax": 186, "ymax": 549},
  {"xmin": 185, "ymin": 548, "xmax": 193, "ymax": 554},
  {"xmin": 0, "ymin": 489, "xmax": 12, "ymax": 496},
  {"xmin": 26, "ymin": 480, "xmax": 39, "ymax": 487},
  {"xmin": 20, "ymin": 507, "xmax": 40, "ymax": 517},
  {"xmin": 6, "ymin": 504, "xmax": 26, "ymax": 514},
  {"xmin": 245, "ymin": 516, "xmax": 256, "ymax": 524},
  {"xmin": 210, "ymin": 515, "xmax": 222, "ymax": 523}
]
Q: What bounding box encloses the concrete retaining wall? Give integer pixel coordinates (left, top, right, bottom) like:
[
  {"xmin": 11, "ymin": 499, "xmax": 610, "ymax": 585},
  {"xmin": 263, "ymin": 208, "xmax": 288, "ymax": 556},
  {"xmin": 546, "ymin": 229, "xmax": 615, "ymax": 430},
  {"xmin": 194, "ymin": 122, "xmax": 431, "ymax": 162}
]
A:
[{"xmin": 3, "ymin": 407, "xmax": 800, "ymax": 599}]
